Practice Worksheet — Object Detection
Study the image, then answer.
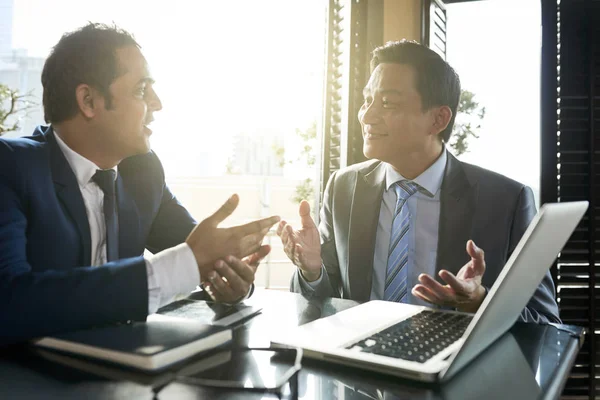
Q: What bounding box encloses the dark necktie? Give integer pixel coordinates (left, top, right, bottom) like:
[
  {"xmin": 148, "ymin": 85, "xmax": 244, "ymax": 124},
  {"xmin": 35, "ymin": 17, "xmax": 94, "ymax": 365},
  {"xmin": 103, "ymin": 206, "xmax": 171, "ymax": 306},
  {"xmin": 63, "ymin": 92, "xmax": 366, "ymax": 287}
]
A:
[{"xmin": 92, "ymin": 169, "xmax": 119, "ymax": 262}]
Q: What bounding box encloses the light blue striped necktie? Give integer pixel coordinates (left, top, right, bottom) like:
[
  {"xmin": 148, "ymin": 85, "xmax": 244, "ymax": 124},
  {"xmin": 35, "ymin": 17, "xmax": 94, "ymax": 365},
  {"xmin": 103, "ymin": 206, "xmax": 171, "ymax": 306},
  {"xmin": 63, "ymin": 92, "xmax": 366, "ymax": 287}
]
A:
[{"xmin": 384, "ymin": 180, "xmax": 419, "ymax": 303}]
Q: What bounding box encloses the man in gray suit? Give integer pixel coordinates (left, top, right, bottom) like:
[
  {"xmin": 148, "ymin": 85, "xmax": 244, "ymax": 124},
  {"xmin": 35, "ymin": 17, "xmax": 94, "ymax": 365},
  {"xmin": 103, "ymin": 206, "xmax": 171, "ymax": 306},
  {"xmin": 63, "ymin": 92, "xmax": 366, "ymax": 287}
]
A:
[{"xmin": 277, "ymin": 40, "xmax": 560, "ymax": 323}]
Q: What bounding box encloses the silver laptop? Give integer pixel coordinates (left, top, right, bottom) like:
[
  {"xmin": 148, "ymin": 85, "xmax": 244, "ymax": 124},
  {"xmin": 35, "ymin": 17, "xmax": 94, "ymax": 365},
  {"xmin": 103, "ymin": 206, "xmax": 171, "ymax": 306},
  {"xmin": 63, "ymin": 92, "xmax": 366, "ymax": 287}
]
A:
[{"xmin": 271, "ymin": 201, "xmax": 588, "ymax": 382}]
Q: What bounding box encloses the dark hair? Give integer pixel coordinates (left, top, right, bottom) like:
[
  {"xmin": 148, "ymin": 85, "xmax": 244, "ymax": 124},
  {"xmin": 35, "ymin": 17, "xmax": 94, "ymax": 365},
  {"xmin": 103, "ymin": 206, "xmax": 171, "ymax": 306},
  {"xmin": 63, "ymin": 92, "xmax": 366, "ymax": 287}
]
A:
[
  {"xmin": 41, "ymin": 23, "xmax": 140, "ymax": 123},
  {"xmin": 370, "ymin": 40, "xmax": 461, "ymax": 143}
]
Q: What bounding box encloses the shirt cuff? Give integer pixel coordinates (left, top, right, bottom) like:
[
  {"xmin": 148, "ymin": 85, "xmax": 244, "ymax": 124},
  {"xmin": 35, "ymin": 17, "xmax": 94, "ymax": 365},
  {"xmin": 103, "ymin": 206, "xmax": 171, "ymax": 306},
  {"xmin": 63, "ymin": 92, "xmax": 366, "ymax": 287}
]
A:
[
  {"xmin": 145, "ymin": 243, "xmax": 200, "ymax": 314},
  {"xmin": 297, "ymin": 265, "xmax": 325, "ymax": 292}
]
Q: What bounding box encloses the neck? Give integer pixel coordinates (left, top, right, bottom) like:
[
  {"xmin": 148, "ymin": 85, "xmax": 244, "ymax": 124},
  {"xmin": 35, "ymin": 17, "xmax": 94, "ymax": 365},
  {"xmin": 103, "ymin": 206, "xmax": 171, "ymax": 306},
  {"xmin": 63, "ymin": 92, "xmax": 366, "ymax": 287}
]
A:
[
  {"xmin": 389, "ymin": 143, "xmax": 444, "ymax": 180},
  {"xmin": 53, "ymin": 122, "xmax": 120, "ymax": 169}
]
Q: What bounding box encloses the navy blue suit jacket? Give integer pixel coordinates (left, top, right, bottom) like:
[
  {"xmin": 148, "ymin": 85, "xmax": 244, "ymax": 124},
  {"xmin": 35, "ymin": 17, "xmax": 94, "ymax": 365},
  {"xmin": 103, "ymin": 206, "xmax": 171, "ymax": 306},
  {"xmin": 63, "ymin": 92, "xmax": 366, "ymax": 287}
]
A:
[{"xmin": 0, "ymin": 126, "xmax": 198, "ymax": 345}]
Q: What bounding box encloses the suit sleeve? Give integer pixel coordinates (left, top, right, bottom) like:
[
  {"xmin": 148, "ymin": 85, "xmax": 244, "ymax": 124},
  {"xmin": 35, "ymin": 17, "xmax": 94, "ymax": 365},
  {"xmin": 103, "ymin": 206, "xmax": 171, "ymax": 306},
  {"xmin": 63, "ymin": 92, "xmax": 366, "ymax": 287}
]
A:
[
  {"xmin": 0, "ymin": 144, "xmax": 148, "ymax": 346},
  {"xmin": 144, "ymin": 153, "xmax": 197, "ymax": 253},
  {"xmin": 511, "ymin": 187, "xmax": 561, "ymax": 323},
  {"xmin": 290, "ymin": 171, "xmax": 341, "ymax": 298}
]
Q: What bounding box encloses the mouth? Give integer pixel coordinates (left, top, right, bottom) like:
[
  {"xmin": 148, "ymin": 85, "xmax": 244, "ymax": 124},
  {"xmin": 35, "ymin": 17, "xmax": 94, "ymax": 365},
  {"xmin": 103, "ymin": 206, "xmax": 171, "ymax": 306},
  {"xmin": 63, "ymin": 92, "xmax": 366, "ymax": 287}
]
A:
[
  {"xmin": 143, "ymin": 118, "xmax": 154, "ymax": 136},
  {"xmin": 364, "ymin": 132, "xmax": 388, "ymax": 140}
]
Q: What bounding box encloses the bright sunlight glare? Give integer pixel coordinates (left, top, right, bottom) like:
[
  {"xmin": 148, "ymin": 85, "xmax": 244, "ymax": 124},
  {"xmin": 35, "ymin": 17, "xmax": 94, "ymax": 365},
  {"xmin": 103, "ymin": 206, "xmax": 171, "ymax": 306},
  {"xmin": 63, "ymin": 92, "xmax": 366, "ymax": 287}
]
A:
[{"xmin": 12, "ymin": 0, "xmax": 326, "ymax": 178}]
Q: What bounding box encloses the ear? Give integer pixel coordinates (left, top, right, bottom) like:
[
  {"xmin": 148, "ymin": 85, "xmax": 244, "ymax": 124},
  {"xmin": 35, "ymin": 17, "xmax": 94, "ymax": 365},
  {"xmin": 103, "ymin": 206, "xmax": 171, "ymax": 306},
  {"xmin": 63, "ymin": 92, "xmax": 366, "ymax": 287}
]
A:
[
  {"xmin": 75, "ymin": 84, "xmax": 101, "ymax": 119},
  {"xmin": 430, "ymin": 105, "xmax": 453, "ymax": 138}
]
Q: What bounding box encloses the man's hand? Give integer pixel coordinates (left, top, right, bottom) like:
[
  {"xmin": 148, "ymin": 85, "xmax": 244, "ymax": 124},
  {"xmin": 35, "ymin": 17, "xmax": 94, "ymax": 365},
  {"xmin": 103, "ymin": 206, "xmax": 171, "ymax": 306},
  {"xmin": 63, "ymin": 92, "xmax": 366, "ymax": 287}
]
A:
[
  {"xmin": 412, "ymin": 240, "xmax": 487, "ymax": 313},
  {"xmin": 186, "ymin": 194, "xmax": 280, "ymax": 279},
  {"xmin": 276, "ymin": 200, "xmax": 322, "ymax": 282},
  {"xmin": 204, "ymin": 245, "xmax": 271, "ymax": 304}
]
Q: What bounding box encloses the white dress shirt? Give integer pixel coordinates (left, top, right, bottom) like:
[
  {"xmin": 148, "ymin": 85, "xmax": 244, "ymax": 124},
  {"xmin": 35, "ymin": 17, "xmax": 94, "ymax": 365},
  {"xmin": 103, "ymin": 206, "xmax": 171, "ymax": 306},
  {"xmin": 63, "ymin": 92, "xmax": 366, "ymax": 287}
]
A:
[
  {"xmin": 54, "ymin": 133, "xmax": 199, "ymax": 313},
  {"xmin": 301, "ymin": 150, "xmax": 447, "ymax": 306}
]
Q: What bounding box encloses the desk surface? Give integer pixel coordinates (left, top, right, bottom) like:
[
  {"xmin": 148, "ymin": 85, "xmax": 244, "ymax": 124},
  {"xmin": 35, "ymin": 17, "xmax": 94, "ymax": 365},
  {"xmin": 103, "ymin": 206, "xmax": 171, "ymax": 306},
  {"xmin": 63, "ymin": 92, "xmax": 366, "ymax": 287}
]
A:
[{"xmin": 0, "ymin": 289, "xmax": 584, "ymax": 400}]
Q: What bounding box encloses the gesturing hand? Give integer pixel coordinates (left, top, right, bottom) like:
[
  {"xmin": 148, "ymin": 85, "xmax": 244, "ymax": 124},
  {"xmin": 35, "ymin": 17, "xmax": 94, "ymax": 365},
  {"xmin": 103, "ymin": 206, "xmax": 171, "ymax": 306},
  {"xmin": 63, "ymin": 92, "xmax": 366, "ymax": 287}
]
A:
[
  {"xmin": 186, "ymin": 194, "xmax": 279, "ymax": 280},
  {"xmin": 276, "ymin": 200, "xmax": 322, "ymax": 282},
  {"xmin": 412, "ymin": 240, "xmax": 487, "ymax": 313},
  {"xmin": 204, "ymin": 245, "xmax": 271, "ymax": 304}
]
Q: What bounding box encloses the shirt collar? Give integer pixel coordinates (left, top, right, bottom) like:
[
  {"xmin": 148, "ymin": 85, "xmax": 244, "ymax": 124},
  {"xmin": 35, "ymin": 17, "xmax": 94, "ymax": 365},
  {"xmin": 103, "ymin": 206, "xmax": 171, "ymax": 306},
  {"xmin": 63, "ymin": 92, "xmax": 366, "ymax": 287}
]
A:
[
  {"xmin": 53, "ymin": 130, "xmax": 118, "ymax": 187},
  {"xmin": 385, "ymin": 149, "xmax": 447, "ymax": 196}
]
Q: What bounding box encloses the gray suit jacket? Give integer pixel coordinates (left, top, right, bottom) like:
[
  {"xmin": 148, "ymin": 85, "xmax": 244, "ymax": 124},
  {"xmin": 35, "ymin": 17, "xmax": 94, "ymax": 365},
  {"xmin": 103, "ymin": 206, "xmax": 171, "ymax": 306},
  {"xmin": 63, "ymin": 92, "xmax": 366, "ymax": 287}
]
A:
[{"xmin": 291, "ymin": 152, "xmax": 561, "ymax": 324}]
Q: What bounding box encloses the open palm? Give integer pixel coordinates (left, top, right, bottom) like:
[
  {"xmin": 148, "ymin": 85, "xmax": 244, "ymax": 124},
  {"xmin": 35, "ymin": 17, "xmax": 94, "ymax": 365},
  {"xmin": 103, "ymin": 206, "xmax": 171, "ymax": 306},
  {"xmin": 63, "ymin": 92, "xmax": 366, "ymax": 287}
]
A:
[{"xmin": 277, "ymin": 200, "xmax": 322, "ymax": 274}]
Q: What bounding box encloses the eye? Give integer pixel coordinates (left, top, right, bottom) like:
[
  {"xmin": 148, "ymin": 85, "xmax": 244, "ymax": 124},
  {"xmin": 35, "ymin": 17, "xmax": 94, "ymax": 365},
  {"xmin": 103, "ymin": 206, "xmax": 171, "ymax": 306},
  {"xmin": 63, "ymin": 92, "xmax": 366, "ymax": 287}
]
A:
[
  {"xmin": 135, "ymin": 86, "xmax": 147, "ymax": 97},
  {"xmin": 382, "ymin": 98, "xmax": 396, "ymax": 108}
]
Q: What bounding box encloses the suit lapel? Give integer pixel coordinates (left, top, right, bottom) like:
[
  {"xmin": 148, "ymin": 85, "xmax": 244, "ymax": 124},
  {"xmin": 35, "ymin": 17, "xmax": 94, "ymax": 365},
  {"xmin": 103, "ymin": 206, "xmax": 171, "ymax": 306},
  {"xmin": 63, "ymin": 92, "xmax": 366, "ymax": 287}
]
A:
[
  {"xmin": 115, "ymin": 175, "xmax": 141, "ymax": 258},
  {"xmin": 348, "ymin": 162, "xmax": 386, "ymax": 302},
  {"xmin": 436, "ymin": 152, "xmax": 477, "ymax": 278},
  {"xmin": 47, "ymin": 129, "xmax": 92, "ymax": 265}
]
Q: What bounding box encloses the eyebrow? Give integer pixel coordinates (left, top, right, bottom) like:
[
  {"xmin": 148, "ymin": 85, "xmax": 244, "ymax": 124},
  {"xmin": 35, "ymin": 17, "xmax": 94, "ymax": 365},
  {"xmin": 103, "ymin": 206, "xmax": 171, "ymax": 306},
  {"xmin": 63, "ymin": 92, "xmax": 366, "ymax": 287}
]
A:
[
  {"xmin": 362, "ymin": 88, "xmax": 405, "ymax": 97},
  {"xmin": 135, "ymin": 77, "xmax": 155, "ymax": 86},
  {"xmin": 380, "ymin": 89, "xmax": 404, "ymax": 97}
]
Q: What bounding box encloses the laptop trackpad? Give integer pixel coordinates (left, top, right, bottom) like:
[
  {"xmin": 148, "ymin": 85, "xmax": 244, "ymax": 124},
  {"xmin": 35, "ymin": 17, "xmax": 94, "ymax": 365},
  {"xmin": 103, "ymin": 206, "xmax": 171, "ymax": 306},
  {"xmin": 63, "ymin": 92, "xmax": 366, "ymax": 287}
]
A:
[{"xmin": 281, "ymin": 301, "xmax": 423, "ymax": 349}]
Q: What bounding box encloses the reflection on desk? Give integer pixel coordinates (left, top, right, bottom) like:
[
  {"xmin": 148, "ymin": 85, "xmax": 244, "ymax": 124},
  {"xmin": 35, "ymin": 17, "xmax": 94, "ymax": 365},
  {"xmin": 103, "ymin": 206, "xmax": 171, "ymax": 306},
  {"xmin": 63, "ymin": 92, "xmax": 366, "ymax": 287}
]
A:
[{"xmin": 0, "ymin": 290, "xmax": 584, "ymax": 400}]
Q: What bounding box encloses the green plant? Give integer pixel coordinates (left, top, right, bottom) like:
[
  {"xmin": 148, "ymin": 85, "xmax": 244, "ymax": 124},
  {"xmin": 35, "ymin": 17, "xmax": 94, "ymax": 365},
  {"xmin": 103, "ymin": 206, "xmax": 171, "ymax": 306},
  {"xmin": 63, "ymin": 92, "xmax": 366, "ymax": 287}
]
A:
[
  {"xmin": 0, "ymin": 84, "xmax": 35, "ymax": 136},
  {"xmin": 448, "ymin": 89, "xmax": 486, "ymax": 156}
]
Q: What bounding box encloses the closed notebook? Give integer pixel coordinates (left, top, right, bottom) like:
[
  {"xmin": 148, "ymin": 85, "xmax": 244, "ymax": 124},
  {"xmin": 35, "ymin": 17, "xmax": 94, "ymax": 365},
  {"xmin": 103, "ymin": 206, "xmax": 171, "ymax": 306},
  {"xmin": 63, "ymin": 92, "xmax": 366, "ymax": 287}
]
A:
[
  {"xmin": 33, "ymin": 314, "xmax": 232, "ymax": 372},
  {"xmin": 35, "ymin": 347, "xmax": 232, "ymax": 387},
  {"xmin": 158, "ymin": 299, "xmax": 262, "ymax": 326}
]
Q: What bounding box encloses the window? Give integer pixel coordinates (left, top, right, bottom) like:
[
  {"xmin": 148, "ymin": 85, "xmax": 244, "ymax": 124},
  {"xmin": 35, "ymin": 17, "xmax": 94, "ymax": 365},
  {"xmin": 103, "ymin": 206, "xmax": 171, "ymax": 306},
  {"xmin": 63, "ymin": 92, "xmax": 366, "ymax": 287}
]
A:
[
  {"xmin": 1, "ymin": 0, "xmax": 327, "ymax": 288},
  {"xmin": 445, "ymin": 0, "xmax": 542, "ymax": 205}
]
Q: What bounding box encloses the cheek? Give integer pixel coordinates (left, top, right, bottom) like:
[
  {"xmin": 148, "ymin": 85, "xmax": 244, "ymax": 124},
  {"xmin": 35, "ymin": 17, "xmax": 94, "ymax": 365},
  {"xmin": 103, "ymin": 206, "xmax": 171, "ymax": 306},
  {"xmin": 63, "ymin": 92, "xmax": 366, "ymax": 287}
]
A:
[
  {"xmin": 133, "ymin": 102, "xmax": 147, "ymax": 122},
  {"xmin": 120, "ymin": 100, "xmax": 147, "ymax": 123},
  {"xmin": 388, "ymin": 113, "xmax": 422, "ymax": 139},
  {"xmin": 387, "ymin": 114, "xmax": 409, "ymax": 137}
]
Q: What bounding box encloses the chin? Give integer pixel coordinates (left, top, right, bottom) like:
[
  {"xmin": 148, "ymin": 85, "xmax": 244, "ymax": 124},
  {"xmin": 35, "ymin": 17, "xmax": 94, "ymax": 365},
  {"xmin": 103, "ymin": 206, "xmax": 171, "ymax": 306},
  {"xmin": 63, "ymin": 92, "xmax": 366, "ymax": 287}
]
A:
[
  {"xmin": 363, "ymin": 144, "xmax": 381, "ymax": 161},
  {"xmin": 139, "ymin": 141, "xmax": 152, "ymax": 154},
  {"xmin": 128, "ymin": 141, "xmax": 151, "ymax": 157}
]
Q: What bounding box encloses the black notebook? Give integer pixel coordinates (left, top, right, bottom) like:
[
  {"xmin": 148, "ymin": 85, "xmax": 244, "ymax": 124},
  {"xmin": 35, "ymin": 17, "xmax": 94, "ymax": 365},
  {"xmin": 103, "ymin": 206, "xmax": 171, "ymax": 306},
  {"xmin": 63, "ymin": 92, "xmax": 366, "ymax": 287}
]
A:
[
  {"xmin": 158, "ymin": 299, "xmax": 262, "ymax": 326},
  {"xmin": 35, "ymin": 346, "xmax": 232, "ymax": 387},
  {"xmin": 33, "ymin": 314, "xmax": 231, "ymax": 372}
]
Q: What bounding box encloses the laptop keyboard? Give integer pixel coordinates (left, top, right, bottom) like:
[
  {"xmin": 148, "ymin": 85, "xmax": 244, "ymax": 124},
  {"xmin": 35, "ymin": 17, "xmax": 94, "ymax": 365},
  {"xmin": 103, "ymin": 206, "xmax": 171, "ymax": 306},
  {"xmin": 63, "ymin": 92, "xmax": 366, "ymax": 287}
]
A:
[{"xmin": 346, "ymin": 310, "xmax": 473, "ymax": 363}]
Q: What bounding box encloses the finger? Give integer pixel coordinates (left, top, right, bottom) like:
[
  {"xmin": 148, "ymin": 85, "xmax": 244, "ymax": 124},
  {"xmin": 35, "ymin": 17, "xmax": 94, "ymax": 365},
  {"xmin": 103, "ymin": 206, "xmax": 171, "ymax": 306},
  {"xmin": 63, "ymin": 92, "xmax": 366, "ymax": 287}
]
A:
[
  {"xmin": 276, "ymin": 220, "xmax": 287, "ymax": 236},
  {"xmin": 215, "ymin": 259, "xmax": 252, "ymax": 293},
  {"xmin": 418, "ymin": 274, "xmax": 454, "ymax": 301},
  {"xmin": 412, "ymin": 285, "xmax": 441, "ymax": 306},
  {"xmin": 221, "ymin": 256, "xmax": 255, "ymax": 283},
  {"xmin": 466, "ymin": 240, "xmax": 486, "ymax": 275},
  {"xmin": 416, "ymin": 284, "xmax": 450, "ymax": 306},
  {"xmin": 207, "ymin": 270, "xmax": 236, "ymax": 299},
  {"xmin": 238, "ymin": 232, "xmax": 265, "ymax": 258},
  {"xmin": 439, "ymin": 270, "xmax": 467, "ymax": 294},
  {"xmin": 280, "ymin": 224, "xmax": 291, "ymax": 245},
  {"xmin": 243, "ymin": 244, "xmax": 271, "ymax": 267},
  {"xmin": 207, "ymin": 194, "xmax": 239, "ymax": 226},
  {"xmin": 286, "ymin": 224, "xmax": 300, "ymax": 246},
  {"xmin": 283, "ymin": 226, "xmax": 297, "ymax": 254},
  {"xmin": 285, "ymin": 237, "xmax": 298, "ymax": 262},
  {"xmin": 235, "ymin": 215, "xmax": 281, "ymax": 237},
  {"xmin": 203, "ymin": 283, "xmax": 217, "ymax": 301},
  {"xmin": 299, "ymin": 200, "xmax": 316, "ymax": 229}
]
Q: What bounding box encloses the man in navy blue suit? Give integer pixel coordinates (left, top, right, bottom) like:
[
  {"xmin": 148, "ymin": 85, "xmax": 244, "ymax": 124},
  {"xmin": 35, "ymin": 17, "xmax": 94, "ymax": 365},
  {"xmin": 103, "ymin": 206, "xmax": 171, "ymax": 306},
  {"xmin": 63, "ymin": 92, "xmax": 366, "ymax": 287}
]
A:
[{"xmin": 0, "ymin": 23, "xmax": 279, "ymax": 345}]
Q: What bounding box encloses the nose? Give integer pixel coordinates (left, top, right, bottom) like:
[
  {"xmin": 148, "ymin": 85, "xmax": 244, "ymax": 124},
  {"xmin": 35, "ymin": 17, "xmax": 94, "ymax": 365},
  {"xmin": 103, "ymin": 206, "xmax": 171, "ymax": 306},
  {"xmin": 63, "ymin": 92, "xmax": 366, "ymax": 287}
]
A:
[
  {"xmin": 358, "ymin": 101, "xmax": 379, "ymax": 126},
  {"xmin": 148, "ymin": 88, "xmax": 163, "ymax": 112}
]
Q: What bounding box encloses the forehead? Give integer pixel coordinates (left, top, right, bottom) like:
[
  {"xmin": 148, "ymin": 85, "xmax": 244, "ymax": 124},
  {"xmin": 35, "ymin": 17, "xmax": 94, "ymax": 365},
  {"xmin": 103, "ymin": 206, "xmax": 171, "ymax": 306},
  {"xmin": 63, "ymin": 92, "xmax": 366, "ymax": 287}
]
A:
[
  {"xmin": 365, "ymin": 63, "xmax": 417, "ymax": 93},
  {"xmin": 113, "ymin": 46, "xmax": 150, "ymax": 82}
]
